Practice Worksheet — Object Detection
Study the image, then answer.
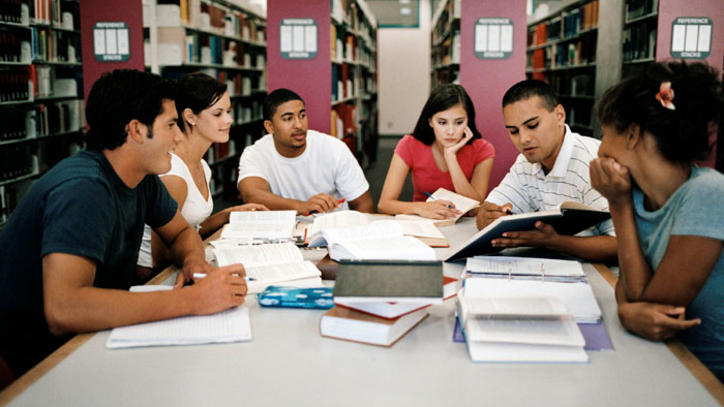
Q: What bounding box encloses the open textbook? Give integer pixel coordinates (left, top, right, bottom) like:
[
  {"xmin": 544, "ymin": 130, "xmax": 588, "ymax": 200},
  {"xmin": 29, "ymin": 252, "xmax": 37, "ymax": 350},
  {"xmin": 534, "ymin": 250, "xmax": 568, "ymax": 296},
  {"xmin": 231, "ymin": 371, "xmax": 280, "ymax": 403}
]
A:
[
  {"xmin": 215, "ymin": 242, "xmax": 322, "ymax": 293},
  {"xmin": 446, "ymin": 201, "xmax": 610, "ymax": 261},
  {"xmin": 220, "ymin": 210, "xmax": 297, "ymax": 240},
  {"xmin": 107, "ymin": 285, "xmax": 252, "ymax": 349},
  {"xmin": 395, "ymin": 187, "xmax": 481, "ymax": 227},
  {"xmin": 310, "ymin": 221, "xmax": 437, "ymax": 261},
  {"xmin": 307, "ymin": 211, "xmax": 448, "ymax": 247}
]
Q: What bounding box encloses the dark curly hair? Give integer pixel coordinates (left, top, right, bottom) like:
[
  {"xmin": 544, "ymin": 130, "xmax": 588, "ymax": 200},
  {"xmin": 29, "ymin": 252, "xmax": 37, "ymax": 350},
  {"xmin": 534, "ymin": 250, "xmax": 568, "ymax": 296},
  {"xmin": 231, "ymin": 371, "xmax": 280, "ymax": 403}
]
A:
[{"xmin": 597, "ymin": 61, "xmax": 723, "ymax": 163}]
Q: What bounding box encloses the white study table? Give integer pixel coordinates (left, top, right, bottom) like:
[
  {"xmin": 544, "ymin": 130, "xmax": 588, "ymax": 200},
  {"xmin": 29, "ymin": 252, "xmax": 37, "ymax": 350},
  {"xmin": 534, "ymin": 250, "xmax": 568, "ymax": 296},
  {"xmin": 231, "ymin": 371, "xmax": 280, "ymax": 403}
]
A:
[{"xmin": 1, "ymin": 218, "xmax": 723, "ymax": 407}]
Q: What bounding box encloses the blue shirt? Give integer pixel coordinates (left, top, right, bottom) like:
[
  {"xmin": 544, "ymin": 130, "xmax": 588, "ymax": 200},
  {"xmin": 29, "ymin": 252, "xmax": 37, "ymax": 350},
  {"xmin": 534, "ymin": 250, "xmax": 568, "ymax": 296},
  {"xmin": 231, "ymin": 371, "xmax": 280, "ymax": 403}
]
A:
[
  {"xmin": 0, "ymin": 150, "xmax": 177, "ymax": 375},
  {"xmin": 633, "ymin": 166, "xmax": 724, "ymax": 380}
]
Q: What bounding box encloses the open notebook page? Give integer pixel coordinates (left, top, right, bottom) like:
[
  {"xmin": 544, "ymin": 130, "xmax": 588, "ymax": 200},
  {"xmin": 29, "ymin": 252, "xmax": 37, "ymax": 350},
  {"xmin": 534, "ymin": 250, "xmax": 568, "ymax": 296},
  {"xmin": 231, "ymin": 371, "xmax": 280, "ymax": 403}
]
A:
[{"xmin": 107, "ymin": 286, "xmax": 251, "ymax": 349}]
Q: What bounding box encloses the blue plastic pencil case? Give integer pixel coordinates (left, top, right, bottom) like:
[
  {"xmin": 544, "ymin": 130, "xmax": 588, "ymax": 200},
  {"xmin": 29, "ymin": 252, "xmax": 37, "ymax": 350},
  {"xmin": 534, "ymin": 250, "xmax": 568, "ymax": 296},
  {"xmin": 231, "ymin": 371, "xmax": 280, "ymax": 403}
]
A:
[{"xmin": 257, "ymin": 286, "xmax": 334, "ymax": 309}]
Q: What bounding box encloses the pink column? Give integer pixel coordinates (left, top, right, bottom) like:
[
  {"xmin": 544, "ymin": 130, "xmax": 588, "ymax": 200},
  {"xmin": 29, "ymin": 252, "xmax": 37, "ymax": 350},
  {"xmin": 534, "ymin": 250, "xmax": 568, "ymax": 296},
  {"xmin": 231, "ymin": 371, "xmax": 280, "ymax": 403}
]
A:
[
  {"xmin": 267, "ymin": 0, "xmax": 332, "ymax": 133},
  {"xmin": 79, "ymin": 0, "xmax": 145, "ymax": 101},
  {"xmin": 459, "ymin": 0, "xmax": 527, "ymax": 192}
]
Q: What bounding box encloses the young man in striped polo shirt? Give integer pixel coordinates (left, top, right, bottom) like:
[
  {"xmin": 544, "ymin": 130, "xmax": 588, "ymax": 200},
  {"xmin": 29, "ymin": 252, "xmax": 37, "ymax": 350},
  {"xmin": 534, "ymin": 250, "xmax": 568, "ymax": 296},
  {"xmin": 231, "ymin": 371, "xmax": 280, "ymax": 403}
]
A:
[{"xmin": 476, "ymin": 80, "xmax": 616, "ymax": 262}]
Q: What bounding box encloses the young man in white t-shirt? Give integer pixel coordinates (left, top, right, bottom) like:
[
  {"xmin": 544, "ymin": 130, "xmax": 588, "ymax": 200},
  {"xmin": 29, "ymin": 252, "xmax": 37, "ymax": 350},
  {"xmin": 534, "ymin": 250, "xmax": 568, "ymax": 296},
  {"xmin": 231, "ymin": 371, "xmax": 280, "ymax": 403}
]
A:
[
  {"xmin": 476, "ymin": 80, "xmax": 617, "ymax": 263},
  {"xmin": 237, "ymin": 88, "xmax": 374, "ymax": 214}
]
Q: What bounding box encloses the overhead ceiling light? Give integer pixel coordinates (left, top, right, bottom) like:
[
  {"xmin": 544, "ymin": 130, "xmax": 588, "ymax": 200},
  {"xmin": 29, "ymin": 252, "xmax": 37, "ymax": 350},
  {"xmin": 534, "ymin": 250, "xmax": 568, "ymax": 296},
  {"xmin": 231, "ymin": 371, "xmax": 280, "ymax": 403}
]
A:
[
  {"xmin": 399, "ymin": 0, "xmax": 411, "ymax": 4},
  {"xmin": 400, "ymin": 6, "xmax": 412, "ymax": 15}
]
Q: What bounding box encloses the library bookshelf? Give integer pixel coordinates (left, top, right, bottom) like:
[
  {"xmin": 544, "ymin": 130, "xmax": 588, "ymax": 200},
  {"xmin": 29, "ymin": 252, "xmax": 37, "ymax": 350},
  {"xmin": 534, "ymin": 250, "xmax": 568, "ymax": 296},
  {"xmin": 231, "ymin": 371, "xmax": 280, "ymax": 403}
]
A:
[
  {"xmin": 267, "ymin": 0, "xmax": 379, "ymax": 169},
  {"xmin": 1, "ymin": 0, "xmax": 85, "ymax": 227},
  {"xmin": 143, "ymin": 0, "xmax": 267, "ymax": 200}
]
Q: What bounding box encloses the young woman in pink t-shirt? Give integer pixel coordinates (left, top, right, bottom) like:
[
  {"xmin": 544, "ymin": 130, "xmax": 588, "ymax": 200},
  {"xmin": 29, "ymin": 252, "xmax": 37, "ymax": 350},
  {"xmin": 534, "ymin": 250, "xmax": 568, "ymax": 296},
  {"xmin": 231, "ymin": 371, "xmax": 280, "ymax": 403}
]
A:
[{"xmin": 378, "ymin": 84, "xmax": 495, "ymax": 219}]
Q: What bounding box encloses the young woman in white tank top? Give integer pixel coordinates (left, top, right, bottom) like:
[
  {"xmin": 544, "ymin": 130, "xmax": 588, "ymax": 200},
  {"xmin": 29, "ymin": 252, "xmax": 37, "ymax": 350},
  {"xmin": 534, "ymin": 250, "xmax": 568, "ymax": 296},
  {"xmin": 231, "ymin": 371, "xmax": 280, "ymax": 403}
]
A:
[{"xmin": 137, "ymin": 73, "xmax": 267, "ymax": 274}]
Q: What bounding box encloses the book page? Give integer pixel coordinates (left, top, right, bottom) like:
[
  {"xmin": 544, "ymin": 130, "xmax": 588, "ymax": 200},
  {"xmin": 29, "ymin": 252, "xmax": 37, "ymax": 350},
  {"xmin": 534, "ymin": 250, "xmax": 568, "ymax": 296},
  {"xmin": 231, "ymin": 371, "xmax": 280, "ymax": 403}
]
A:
[
  {"xmin": 106, "ymin": 306, "xmax": 251, "ymax": 349},
  {"xmin": 245, "ymin": 260, "xmax": 321, "ymax": 283},
  {"xmin": 331, "ymin": 236, "xmax": 436, "ymax": 261},
  {"xmin": 308, "ymin": 210, "xmax": 370, "ymax": 237},
  {"xmin": 463, "ymin": 278, "xmax": 601, "ymax": 323},
  {"xmin": 459, "ymin": 296, "xmax": 570, "ymax": 319},
  {"xmin": 215, "ymin": 242, "xmax": 303, "ymax": 267},
  {"xmin": 465, "ymin": 318, "xmax": 584, "ymax": 347},
  {"xmin": 321, "ymin": 221, "xmax": 404, "ymax": 244},
  {"xmin": 375, "ymin": 220, "xmax": 445, "ymax": 239},
  {"xmin": 465, "ymin": 256, "xmax": 585, "ymax": 278},
  {"xmin": 222, "ymin": 210, "xmax": 297, "ymax": 239},
  {"xmin": 427, "ymin": 188, "xmax": 480, "ymax": 213}
]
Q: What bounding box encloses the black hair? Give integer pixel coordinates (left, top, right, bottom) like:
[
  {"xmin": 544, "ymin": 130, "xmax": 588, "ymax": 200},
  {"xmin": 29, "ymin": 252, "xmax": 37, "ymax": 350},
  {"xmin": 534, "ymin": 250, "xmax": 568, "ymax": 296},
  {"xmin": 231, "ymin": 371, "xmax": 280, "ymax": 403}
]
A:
[
  {"xmin": 85, "ymin": 69, "xmax": 176, "ymax": 151},
  {"xmin": 263, "ymin": 88, "xmax": 304, "ymax": 121},
  {"xmin": 175, "ymin": 72, "xmax": 228, "ymax": 131},
  {"xmin": 597, "ymin": 61, "xmax": 723, "ymax": 163},
  {"xmin": 502, "ymin": 79, "xmax": 558, "ymax": 111},
  {"xmin": 411, "ymin": 84, "xmax": 482, "ymax": 145}
]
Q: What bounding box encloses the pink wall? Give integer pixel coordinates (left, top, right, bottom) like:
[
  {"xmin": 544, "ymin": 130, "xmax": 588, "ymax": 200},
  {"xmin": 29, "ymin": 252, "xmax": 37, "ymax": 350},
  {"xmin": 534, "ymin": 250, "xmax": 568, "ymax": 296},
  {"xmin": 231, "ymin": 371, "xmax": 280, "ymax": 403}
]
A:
[
  {"xmin": 656, "ymin": 0, "xmax": 723, "ymax": 168},
  {"xmin": 79, "ymin": 0, "xmax": 145, "ymax": 101},
  {"xmin": 460, "ymin": 0, "xmax": 527, "ymax": 192},
  {"xmin": 267, "ymin": 0, "xmax": 332, "ymax": 133},
  {"xmin": 656, "ymin": 0, "xmax": 724, "ymax": 68}
]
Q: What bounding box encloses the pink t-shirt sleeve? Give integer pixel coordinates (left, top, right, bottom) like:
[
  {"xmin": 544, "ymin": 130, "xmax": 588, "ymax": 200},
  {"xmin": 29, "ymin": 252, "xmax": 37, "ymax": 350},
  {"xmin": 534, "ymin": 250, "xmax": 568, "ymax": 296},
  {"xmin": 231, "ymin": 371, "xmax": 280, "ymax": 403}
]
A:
[
  {"xmin": 472, "ymin": 138, "xmax": 496, "ymax": 164},
  {"xmin": 394, "ymin": 135, "xmax": 416, "ymax": 167}
]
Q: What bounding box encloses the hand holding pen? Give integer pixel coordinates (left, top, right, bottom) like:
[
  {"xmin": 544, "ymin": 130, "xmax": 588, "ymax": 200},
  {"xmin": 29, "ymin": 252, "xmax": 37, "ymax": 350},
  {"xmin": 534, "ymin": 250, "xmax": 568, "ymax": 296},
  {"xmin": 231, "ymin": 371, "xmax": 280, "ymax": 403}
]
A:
[
  {"xmin": 416, "ymin": 191, "xmax": 461, "ymax": 220},
  {"xmin": 476, "ymin": 201, "xmax": 514, "ymax": 229},
  {"xmin": 298, "ymin": 193, "xmax": 345, "ymax": 216}
]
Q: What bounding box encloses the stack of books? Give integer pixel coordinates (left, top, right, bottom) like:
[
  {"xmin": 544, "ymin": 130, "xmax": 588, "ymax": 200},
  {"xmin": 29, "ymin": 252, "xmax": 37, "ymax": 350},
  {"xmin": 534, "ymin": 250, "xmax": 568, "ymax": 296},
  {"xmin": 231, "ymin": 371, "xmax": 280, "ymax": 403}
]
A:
[
  {"xmin": 320, "ymin": 260, "xmax": 454, "ymax": 347},
  {"xmin": 456, "ymin": 295, "xmax": 587, "ymax": 363},
  {"xmin": 454, "ymin": 256, "xmax": 604, "ymax": 363}
]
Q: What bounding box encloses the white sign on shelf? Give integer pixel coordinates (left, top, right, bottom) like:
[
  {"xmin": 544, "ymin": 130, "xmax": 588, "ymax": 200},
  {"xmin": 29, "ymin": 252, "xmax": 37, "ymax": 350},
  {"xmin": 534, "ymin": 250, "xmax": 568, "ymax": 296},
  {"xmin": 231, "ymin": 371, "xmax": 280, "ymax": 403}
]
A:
[
  {"xmin": 93, "ymin": 22, "xmax": 130, "ymax": 62},
  {"xmin": 280, "ymin": 19, "xmax": 318, "ymax": 60},
  {"xmin": 670, "ymin": 17, "xmax": 712, "ymax": 59},
  {"xmin": 474, "ymin": 18, "xmax": 514, "ymax": 59}
]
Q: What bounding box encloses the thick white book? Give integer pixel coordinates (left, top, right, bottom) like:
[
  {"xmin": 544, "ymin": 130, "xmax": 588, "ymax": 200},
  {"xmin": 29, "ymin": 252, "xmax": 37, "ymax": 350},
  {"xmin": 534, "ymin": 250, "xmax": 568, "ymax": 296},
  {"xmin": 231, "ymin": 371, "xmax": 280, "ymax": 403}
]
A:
[
  {"xmin": 215, "ymin": 242, "xmax": 322, "ymax": 293},
  {"xmin": 320, "ymin": 306, "xmax": 428, "ymax": 347},
  {"xmin": 106, "ymin": 286, "xmax": 251, "ymax": 349},
  {"xmin": 463, "ymin": 277, "xmax": 602, "ymax": 323},
  {"xmin": 220, "ymin": 210, "xmax": 297, "ymax": 240}
]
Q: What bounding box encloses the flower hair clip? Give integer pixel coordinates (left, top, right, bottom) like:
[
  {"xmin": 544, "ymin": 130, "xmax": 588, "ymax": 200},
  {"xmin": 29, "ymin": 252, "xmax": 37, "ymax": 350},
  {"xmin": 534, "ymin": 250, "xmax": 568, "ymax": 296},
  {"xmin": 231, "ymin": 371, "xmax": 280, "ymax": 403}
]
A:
[{"xmin": 655, "ymin": 81, "xmax": 676, "ymax": 110}]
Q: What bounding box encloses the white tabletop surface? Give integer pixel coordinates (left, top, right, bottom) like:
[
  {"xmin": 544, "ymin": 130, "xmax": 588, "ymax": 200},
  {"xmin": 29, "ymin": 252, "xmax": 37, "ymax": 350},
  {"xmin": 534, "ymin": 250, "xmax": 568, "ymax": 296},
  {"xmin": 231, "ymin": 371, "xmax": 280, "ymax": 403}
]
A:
[{"xmin": 6, "ymin": 218, "xmax": 720, "ymax": 407}]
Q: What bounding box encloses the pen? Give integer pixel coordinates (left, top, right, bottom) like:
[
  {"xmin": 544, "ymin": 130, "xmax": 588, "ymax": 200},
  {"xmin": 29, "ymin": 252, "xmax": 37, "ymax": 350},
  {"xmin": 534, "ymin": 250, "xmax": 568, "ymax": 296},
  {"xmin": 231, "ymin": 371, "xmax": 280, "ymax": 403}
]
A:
[
  {"xmin": 193, "ymin": 272, "xmax": 254, "ymax": 281},
  {"xmin": 424, "ymin": 191, "xmax": 452, "ymax": 209}
]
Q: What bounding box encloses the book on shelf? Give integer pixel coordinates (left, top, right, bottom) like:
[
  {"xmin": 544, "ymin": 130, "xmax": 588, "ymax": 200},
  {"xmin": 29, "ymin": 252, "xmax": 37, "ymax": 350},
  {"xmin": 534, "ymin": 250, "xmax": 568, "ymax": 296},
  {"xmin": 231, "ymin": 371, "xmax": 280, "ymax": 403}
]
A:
[
  {"xmin": 320, "ymin": 306, "xmax": 428, "ymax": 347},
  {"xmin": 462, "ymin": 276, "xmax": 602, "ymax": 324},
  {"xmin": 106, "ymin": 285, "xmax": 252, "ymax": 349},
  {"xmin": 220, "ymin": 210, "xmax": 297, "ymax": 240},
  {"xmin": 335, "ymin": 275, "xmax": 458, "ymax": 319},
  {"xmin": 333, "ymin": 260, "xmax": 443, "ymax": 304},
  {"xmin": 214, "ymin": 242, "xmax": 322, "ymax": 293},
  {"xmin": 446, "ymin": 201, "xmax": 610, "ymax": 262}
]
